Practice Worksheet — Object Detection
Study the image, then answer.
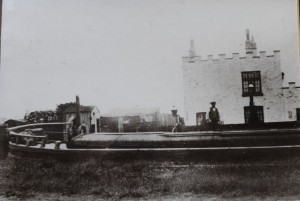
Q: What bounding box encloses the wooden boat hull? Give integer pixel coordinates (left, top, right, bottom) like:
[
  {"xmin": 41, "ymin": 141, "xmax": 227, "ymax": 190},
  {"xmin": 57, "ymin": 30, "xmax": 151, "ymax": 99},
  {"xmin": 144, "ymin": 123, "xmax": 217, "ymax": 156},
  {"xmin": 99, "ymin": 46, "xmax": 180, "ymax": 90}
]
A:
[
  {"xmin": 6, "ymin": 128, "xmax": 300, "ymax": 162},
  {"xmin": 9, "ymin": 133, "xmax": 300, "ymax": 163},
  {"xmin": 8, "ymin": 143, "xmax": 300, "ymax": 163}
]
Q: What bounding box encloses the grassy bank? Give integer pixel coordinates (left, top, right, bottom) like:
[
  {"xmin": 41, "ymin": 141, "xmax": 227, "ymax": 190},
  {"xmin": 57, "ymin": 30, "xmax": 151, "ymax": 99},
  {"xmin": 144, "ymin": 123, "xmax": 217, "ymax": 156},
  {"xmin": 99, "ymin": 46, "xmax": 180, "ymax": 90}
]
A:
[{"xmin": 0, "ymin": 158, "xmax": 300, "ymax": 200}]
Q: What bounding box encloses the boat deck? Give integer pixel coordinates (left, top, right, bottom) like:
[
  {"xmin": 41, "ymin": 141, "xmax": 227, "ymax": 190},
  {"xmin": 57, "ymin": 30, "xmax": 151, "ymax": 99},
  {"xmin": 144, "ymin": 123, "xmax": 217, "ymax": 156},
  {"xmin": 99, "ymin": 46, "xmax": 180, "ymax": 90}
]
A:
[{"xmin": 71, "ymin": 128, "xmax": 300, "ymax": 148}]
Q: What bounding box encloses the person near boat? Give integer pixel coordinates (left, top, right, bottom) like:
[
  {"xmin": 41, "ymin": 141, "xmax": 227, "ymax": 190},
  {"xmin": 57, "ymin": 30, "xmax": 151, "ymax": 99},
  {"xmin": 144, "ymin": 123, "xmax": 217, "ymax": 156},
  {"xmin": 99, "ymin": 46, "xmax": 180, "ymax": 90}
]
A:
[{"xmin": 208, "ymin": 101, "xmax": 220, "ymax": 131}]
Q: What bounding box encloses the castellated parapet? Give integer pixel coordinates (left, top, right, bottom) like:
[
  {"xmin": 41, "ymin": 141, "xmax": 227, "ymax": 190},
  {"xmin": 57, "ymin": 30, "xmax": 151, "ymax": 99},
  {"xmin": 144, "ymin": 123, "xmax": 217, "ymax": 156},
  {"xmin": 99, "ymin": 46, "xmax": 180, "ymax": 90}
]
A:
[{"xmin": 182, "ymin": 50, "xmax": 280, "ymax": 63}]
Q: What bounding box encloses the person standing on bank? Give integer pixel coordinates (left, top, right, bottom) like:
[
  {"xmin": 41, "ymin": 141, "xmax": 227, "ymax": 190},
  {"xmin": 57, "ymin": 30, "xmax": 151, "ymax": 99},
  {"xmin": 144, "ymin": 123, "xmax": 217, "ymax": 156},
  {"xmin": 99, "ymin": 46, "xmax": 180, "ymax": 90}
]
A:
[{"xmin": 209, "ymin": 101, "xmax": 220, "ymax": 131}]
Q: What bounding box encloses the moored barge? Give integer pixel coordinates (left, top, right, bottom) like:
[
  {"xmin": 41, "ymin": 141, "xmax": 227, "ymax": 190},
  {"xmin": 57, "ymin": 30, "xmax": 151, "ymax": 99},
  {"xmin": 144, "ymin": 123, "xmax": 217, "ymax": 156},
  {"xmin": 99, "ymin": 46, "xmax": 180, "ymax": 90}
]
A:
[{"xmin": 2, "ymin": 123, "xmax": 300, "ymax": 162}]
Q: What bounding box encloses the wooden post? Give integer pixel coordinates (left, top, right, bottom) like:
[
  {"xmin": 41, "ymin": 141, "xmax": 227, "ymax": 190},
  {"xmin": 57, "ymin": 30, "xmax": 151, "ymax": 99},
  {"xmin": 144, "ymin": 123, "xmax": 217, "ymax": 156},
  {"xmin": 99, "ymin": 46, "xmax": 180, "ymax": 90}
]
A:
[
  {"xmin": 0, "ymin": 125, "xmax": 9, "ymax": 159},
  {"xmin": 54, "ymin": 141, "xmax": 62, "ymax": 150},
  {"xmin": 76, "ymin": 95, "xmax": 81, "ymax": 128},
  {"xmin": 40, "ymin": 135, "xmax": 48, "ymax": 148},
  {"xmin": 15, "ymin": 136, "xmax": 20, "ymax": 144}
]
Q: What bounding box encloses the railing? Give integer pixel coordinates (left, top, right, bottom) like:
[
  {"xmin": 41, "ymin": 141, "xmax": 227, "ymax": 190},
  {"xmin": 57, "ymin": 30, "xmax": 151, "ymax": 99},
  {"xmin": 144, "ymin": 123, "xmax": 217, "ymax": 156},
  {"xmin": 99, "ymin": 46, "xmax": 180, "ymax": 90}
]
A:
[
  {"xmin": 6, "ymin": 122, "xmax": 71, "ymax": 132},
  {"xmin": 7, "ymin": 122, "xmax": 72, "ymax": 149},
  {"xmin": 10, "ymin": 130, "xmax": 48, "ymax": 148}
]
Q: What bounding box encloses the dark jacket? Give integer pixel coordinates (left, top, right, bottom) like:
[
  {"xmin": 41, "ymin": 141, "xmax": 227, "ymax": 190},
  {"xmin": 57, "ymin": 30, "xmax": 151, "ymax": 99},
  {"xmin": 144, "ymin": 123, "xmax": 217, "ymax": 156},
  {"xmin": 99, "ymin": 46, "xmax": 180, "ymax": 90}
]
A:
[{"xmin": 209, "ymin": 107, "xmax": 220, "ymax": 122}]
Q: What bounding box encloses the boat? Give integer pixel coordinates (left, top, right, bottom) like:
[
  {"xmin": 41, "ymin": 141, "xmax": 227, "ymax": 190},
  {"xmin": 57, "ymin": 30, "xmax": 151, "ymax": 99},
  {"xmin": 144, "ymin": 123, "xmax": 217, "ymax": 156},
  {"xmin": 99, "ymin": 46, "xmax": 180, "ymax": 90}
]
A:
[{"xmin": 2, "ymin": 122, "xmax": 300, "ymax": 162}]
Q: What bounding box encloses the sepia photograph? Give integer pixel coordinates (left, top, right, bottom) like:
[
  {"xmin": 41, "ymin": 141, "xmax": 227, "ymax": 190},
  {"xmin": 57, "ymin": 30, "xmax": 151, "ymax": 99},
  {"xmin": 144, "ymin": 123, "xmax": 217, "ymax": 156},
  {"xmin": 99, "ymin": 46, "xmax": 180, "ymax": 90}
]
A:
[{"xmin": 0, "ymin": 0, "xmax": 299, "ymax": 200}]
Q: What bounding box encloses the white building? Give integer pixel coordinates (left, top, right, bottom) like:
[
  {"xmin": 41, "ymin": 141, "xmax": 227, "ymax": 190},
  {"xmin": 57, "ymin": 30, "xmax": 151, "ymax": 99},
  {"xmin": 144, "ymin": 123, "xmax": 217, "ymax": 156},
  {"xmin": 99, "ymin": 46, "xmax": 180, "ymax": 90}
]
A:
[
  {"xmin": 64, "ymin": 105, "xmax": 101, "ymax": 133},
  {"xmin": 182, "ymin": 30, "xmax": 300, "ymax": 125}
]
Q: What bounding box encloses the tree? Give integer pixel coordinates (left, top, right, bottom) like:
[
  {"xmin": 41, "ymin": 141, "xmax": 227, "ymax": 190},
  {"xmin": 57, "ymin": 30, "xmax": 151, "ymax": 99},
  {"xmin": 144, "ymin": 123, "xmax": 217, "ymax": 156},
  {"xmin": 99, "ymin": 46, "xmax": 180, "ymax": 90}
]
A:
[
  {"xmin": 25, "ymin": 110, "xmax": 57, "ymax": 123},
  {"xmin": 23, "ymin": 102, "xmax": 77, "ymax": 124},
  {"xmin": 56, "ymin": 102, "xmax": 77, "ymax": 122}
]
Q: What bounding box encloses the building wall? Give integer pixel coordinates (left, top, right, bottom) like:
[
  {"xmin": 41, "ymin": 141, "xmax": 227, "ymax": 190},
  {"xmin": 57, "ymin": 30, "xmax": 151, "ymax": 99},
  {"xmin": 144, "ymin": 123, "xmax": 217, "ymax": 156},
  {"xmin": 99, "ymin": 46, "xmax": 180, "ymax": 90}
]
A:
[
  {"xmin": 182, "ymin": 51, "xmax": 286, "ymax": 125},
  {"xmin": 64, "ymin": 107, "xmax": 101, "ymax": 133},
  {"xmin": 100, "ymin": 112, "xmax": 175, "ymax": 132},
  {"xmin": 159, "ymin": 113, "xmax": 176, "ymax": 127},
  {"xmin": 90, "ymin": 107, "xmax": 101, "ymax": 132},
  {"xmin": 65, "ymin": 112, "xmax": 91, "ymax": 132},
  {"xmin": 283, "ymin": 83, "xmax": 300, "ymax": 121}
]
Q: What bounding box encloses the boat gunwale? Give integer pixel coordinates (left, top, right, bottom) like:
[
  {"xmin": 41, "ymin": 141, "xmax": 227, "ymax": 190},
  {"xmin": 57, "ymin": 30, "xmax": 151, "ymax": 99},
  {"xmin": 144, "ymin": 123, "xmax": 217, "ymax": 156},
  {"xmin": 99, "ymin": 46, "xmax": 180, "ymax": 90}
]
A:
[{"xmin": 9, "ymin": 142, "xmax": 300, "ymax": 152}]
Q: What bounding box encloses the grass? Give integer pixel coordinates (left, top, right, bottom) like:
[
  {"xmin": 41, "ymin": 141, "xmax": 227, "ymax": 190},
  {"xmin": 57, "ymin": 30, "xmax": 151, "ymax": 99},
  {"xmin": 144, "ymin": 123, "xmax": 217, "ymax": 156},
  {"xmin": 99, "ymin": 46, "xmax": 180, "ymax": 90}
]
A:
[{"xmin": 0, "ymin": 157, "xmax": 300, "ymax": 200}]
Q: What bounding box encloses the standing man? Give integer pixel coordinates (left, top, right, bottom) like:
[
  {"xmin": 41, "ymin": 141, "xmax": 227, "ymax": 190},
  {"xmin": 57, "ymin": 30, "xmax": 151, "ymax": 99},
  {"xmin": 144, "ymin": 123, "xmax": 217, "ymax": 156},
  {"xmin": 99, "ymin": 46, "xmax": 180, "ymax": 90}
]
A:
[{"xmin": 209, "ymin": 101, "xmax": 220, "ymax": 131}]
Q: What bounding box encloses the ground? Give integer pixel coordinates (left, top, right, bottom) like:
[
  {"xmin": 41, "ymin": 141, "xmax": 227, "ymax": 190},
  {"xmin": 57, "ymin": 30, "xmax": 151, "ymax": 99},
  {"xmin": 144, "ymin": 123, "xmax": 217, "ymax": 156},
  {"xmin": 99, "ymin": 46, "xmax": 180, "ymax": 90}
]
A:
[
  {"xmin": 1, "ymin": 193, "xmax": 300, "ymax": 201},
  {"xmin": 0, "ymin": 156, "xmax": 300, "ymax": 201}
]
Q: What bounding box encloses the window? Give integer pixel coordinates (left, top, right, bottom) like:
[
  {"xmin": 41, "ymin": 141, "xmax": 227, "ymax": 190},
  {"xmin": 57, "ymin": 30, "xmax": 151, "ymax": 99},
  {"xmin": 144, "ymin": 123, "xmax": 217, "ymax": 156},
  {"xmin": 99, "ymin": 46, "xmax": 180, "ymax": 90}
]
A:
[
  {"xmin": 244, "ymin": 106, "xmax": 264, "ymax": 124},
  {"xmin": 288, "ymin": 111, "xmax": 293, "ymax": 119},
  {"xmin": 241, "ymin": 71, "xmax": 263, "ymax": 96},
  {"xmin": 297, "ymin": 109, "xmax": 300, "ymax": 121},
  {"xmin": 97, "ymin": 118, "xmax": 100, "ymax": 132},
  {"xmin": 196, "ymin": 112, "xmax": 206, "ymax": 126},
  {"xmin": 90, "ymin": 124, "xmax": 95, "ymax": 133}
]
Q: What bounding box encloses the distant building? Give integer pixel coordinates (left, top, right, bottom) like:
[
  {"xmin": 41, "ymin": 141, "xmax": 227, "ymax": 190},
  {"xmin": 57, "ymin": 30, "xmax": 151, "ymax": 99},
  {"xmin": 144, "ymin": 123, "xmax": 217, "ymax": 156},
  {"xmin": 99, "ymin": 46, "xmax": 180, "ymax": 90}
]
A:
[
  {"xmin": 63, "ymin": 105, "xmax": 101, "ymax": 133},
  {"xmin": 182, "ymin": 29, "xmax": 300, "ymax": 125},
  {"xmin": 101, "ymin": 108, "xmax": 175, "ymax": 132}
]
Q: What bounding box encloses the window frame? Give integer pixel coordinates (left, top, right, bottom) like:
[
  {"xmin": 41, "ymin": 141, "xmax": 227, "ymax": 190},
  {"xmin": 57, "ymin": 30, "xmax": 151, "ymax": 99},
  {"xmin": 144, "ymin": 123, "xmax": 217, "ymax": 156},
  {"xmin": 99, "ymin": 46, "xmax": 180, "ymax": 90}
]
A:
[
  {"xmin": 241, "ymin": 71, "xmax": 263, "ymax": 97},
  {"xmin": 196, "ymin": 112, "xmax": 206, "ymax": 126},
  {"xmin": 244, "ymin": 106, "xmax": 264, "ymax": 124}
]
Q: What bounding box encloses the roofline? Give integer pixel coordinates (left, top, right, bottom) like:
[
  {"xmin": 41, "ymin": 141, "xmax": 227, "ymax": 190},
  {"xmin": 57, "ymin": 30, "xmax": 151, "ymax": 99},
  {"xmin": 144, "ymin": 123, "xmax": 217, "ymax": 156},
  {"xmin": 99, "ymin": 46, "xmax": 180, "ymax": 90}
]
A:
[
  {"xmin": 63, "ymin": 105, "xmax": 99, "ymax": 113},
  {"xmin": 102, "ymin": 113, "xmax": 158, "ymax": 118},
  {"xmin": 64, "ymin": 111, "xmax": 91, "ymax": 114}
]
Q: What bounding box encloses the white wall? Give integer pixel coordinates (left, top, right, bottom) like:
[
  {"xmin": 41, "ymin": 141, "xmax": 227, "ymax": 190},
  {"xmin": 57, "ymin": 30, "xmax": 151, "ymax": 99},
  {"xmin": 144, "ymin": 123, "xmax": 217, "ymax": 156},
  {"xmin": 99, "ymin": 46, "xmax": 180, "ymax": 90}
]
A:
[
  {"xmin": 91, "ymin": 107, "xmax": 101, "ymax": 132},
  {"xmin": 182, "ymin": 51, "xmax": 286, "ymax": 125},
  {"xmin": 283, "ymin": 83, "xmax": 300, "ymax": 121}
]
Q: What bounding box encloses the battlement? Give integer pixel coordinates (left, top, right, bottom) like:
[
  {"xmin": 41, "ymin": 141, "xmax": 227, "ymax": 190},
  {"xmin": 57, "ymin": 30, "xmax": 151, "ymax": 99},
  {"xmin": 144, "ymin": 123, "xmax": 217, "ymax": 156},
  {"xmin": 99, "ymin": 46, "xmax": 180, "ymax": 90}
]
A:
[
  {"xmin": 182, "ymin": 50, "xmax": 280, "ymax": 63},
  {"xmin": 184, "ymin": 30, "xmax": 280, "ymax": 64}
]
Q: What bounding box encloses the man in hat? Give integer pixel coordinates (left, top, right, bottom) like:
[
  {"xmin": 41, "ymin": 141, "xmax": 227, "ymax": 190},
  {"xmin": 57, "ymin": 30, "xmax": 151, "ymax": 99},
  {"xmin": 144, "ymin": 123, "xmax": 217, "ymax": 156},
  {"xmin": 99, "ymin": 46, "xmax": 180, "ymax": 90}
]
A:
[{"xmin": 209, "ymin": 101, "xmax": 220, "ymax": 131}]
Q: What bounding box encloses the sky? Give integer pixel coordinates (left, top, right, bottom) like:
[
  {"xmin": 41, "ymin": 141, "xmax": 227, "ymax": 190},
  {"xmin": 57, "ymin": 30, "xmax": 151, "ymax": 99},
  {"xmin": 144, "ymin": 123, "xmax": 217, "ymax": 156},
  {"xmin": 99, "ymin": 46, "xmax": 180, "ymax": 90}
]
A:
[{"xmin": 0, "ymin": 0, "xmax": 299, "ymax": 119}]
